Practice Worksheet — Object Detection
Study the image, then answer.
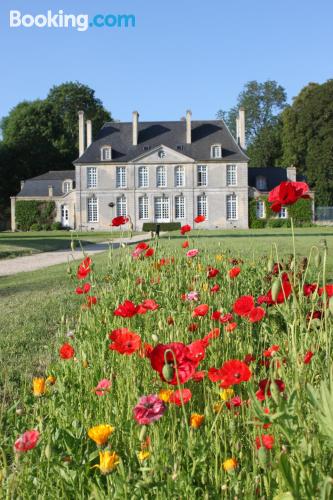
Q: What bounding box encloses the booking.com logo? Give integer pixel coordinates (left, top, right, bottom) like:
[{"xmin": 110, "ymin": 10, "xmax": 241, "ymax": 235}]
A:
[{"xmin": 9, "ymin": 10, "xmax": 136, "ymax": 32}]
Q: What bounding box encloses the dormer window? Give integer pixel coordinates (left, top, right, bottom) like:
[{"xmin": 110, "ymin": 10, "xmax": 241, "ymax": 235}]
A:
[
  {"xmin": 101, "ymin": 146, "xmax": 112, "ymax": 161},
  {"xmin": 256, "ymin": 176, "xmax": 267, "ymax": 191},
  {"xmin": 211, "ymin": 144, "xmax": 222, "ymax": 159},
  {"xmin": 63, "ymin": 180, "xmax": 72, "ymax": 193}
]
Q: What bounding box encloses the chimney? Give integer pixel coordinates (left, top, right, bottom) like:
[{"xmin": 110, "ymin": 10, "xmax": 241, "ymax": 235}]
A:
[
  {"xmin": 132, "ymin": 111, "xmax": 139, "ymax": 146},
  {"xmin": 238, "ymin": 107, "xmax": 246, "ymax": 149},
  {"xmin": 78, "ymin": 110, "xmax": 85, "ymax": 156},
  {"xmin": 236, "ymin": 117, "xmax": 240, "ymax": 144},
  {"xmin": 20, "ymin": 180, "xmax": 25, "ymax": 190},
  {"xmin": 86, "ymin": 119, "xmax": 92, "ymax": 147},
  {"xmin": 48, "ymin": 185, "xmax": 53, "ymax": 197},
  {"xmin": 287, "ymin": 165, "xmax": 297, "ymax": 182},
  {"xmin": 186, "ymin": 110, "xmax": 192, "ymax": 144}
]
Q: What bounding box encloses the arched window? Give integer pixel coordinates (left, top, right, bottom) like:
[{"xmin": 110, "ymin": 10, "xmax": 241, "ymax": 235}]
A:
[
  {"xmin": 156, "ymin": 166, "xmax": 167, "ymax": 187},
  {"xmin": 101, "ymin": 146, "xmax": 112, "ymax": 161},
  {"xmin": 138, "ymin": 166, "xmax": 148, "ymax": 188},
  {"xmin": 116, "ymin": 195, "xmax": 127, "ymax": 217},
  {"xmin": 211, "ymin": 144, "xmax": 222, "ymax": 159},
  {"xmin": 256, "ymin": 176, "xmax": 267, "ymax": 190},
  {"xmin": 175, "ymin": 166, "xmax": 185, "ymax": 187}
]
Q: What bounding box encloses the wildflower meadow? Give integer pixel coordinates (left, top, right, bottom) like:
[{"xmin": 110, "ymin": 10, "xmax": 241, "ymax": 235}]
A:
[{"xmin": 1, "ymin": 182, "xmax": 333, "ymax": 498}]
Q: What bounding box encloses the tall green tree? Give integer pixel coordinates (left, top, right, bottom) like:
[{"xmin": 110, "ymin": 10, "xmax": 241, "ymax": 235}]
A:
[
  {"xmin": 247, "ymin": 119, "xmax": 283, "ymax": 167},
  {"xmin": 281, "ymin": 80, "xmax": 333, "ymax": 205},
  {"xmin": 217, "ymin": 80, "xmax": 287, "ymax": 145}
]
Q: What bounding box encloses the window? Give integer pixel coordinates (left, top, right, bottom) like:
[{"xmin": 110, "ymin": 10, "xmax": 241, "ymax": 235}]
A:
[
  {"xmin": 101, "ymin": 146, "xmax": 112, "ymax": 161},
  {"xmin": 211, "ymin": 144, "xmax": 222, "ymax": 159},
  {"xmin": 63, "ymin": 181, "xmax": 72, "ymax": 193},
  {"xmin": 87, "ymin": 197, "xmax": 98, "ymax": 223},
  {"xmin": 279, "ymin": 207, "xmax": 288, "ymax": 219},
  {"xmin": 175, "ymin": 166, "xmax": 185, "ymax": 187},
  {"xmin": 139, "ymin": 196, "xmax": 149, "ymax": 219},
  {"xmin": 226, "ymin": 165, "xmax": 237, "ymax": 186},
  {"xmin": 256, "ymin": 176, "xmax": 267, "ymax": 190},
  {"xmin": 197, "ymin": 194, "xmax": 207, "ymax": 218},
  {"xmin": 197, "ymin": 165, "xmax": 207, "ymax": 187},
  {"xmin": 176, "ymin": 145, "xmax": 184, "ymax": 151},
  {"xmin": 143, "ymin": 146, "xmax": 151, "ymax": 152},
  {"xmin": 154, "ymin": 196, "xmax": 169, "ymax": 221},
  {"xmin": 116, "ymin": 167, "xmax": 126, "ymax": 188},
  {"xmin": 116, "ymin": 195, "xmax": 127, "ymax": 217},
  {"xmin": 87, "ymin": 167, "xmax": 97, "ymax": 188},
  {"xmin": 138, "ymin": 166, "xmax": 149, "ymax": 188},
  {"xmin": 226, "ymin": 194, "xmax": 237, "ymax": 220},
  {"xmin": 156, "ymin": 166, "xmax": 167, "ymax": 187},
  {"xmin": 256, "ymin": 200, "xmax": 266, "ymax": 219},
  {"xmin": 175, "ymin": 195, "xmax": 185, "ymax": 219}
]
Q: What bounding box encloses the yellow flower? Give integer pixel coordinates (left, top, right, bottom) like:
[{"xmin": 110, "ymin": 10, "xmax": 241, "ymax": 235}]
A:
[
  {"xmin": 88, "ymin": 425, "xmax": 115, "ymax": 446},
  {"xmin": 202, "ymin": 283, "xmax": 208, "ymax": 291},
  {"xmin": 94, "ymin": 450, "xmax": 119, "ymax": 474},
  {"xmin": 158, "ymin": 389, "xmax": 174, "ymax": 403},
  {"xmin": 215, "ymin": 254, "xmax": 223, "ymax": 262},
  {"xmin": 213, "ymin": 402, "xmax": 223, "ymax": 413},
  {"xmin": 223, "ymin": 458, "xmax": 238, "ymax": 472},
  {"xmin": 33, "ymin": 377, "xmax": 46, "ymax": 396},
  {"xmin": 190, "ymin": 413, "xmax": 205, "ymax": 429},
  {"xmin": 220, "ymin": 388, "xmax": 234, "ymax": 401},
  {"xmin": 46, "ymin": 375, "xmax": 56, "ymax": 385},
  {"xmin": 137, "ymin": 450, "xmax": 150, "ymax": 462},
  {"xmin": 82, "ymin": 360, "xmax": 89, "ymax": 368}
]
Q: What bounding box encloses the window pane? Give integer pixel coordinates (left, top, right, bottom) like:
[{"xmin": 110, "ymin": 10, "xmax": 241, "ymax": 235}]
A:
[
  {"xmin": 139, "ymin": 196, "xmax": 149, "ymax": 219},
  {"xmin": 116, "ymin": 167, "xmax": 126, "ymax": 188},
  {"xmin": 226, "ymin": 194, "xmax": 237, "ymax": 220},
  {"xmin": 116, "ymin": 196, "xmax": 127, "ymax": 217},
  {"xmin": 156, "ymin": 166, "xmax": 167, "ymax": 187},
  {"xmin": 138, "ymin": 166, "xmax": 148, "ymax": 188},
  {"xmin": 211, "ymin": 145, "xmax": 222, "ymax": 158},
  {"xmin": 175, "ymin": 166, "xmax": 185, "ymax": 187},
  {"xmin": 155, "ymin": 197, "xmax": 169, "ymax": 220},
  {"xmin": 256, "ymin": 176, "xmax": 267, "ymax": 190},
  {"xmin": 87, "ymin": 197, "xmax": 98, "ymax": 222},
  {"xmin": 226, "ymin": 165, "xmax": 237, "ymax": 186},
  {"xmin": 101, "ymin": 147, "xmax": 111, "ymax": 161},
  {"xmin": 175, "ymin": 195, "xmax": 185, "ymax": 219},
  {"xmin": 197, "ymin": 195, "xmax": 207, "ymax": 218},
  {"xmin": 197, "ymin": 165, "xmax": 207, "ymax": 187},
  {"xmin": 279, "ymin": 207, "xmax": 288, "ymax": 219},
  {"xmin": 256, "ymin": 200, "xmax": 265, "ymax": 219},
  {"xmin": 87, "ymin": 167, "xmax": 97, "ymax": 188}
]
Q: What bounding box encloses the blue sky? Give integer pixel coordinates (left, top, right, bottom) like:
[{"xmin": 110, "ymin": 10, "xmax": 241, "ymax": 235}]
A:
[{"xmin": 0, "ymin": 0, "xmax": 332, "ymax": 122}]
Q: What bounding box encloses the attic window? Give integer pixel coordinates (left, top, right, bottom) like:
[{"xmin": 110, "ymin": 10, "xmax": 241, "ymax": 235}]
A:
[
  {"xmin": 211, "ymin": 144, "xmax": 222, "ymax": 159},
  {"xmin": 177, "ymin": 145, "xmax": 184, "ymax": 151},
  {"xmin": 256, "ymin": 176, "xmax": 267, "ymax": 190},
  {"xmin": 101, "ymin": 146, "xmax": 112, "ymax": 161},
  {"xmin": 63, "ymin": 180, "xmax": 72, "ymax": 193},
  {"xmin": 143, "ymin": 146, "xmax": 151, "ymax": 152}
]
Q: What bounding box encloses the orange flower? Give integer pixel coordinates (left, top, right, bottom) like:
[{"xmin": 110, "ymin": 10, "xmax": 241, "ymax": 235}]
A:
[
  {"xmin": 32, "ymin": 378, "xmax": 46, "ymax": 397},
  {"xmin": 190, "ymin": 413, "xmax": 205, "ymax": 429},
  {"xmin": 223, "ymin": 457, "xmax": 238, "ymax": 472},
  {"xmin": 88, "ymin": 425, "xmax": 115, "ymax": 446},
  {"xmin": 93, "ymin": 450, "xmax": 119, "ymax": 474},
  {"xmin": 158, "ymin": 389, "xmax": 174, "ymax": 403}
]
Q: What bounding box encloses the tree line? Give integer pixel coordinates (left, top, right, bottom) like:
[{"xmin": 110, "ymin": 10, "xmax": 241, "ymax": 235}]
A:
[{"xmin": 0, "ymin": 79, "xmax": 332, "ymax": 228}]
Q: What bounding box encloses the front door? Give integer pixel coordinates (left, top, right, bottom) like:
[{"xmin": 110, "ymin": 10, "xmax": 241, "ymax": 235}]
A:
[
  {"xmin": 61, "ymin": 205, "xmax": 69, "ymax": 227},
  {"xmin": 154, "ymin": 196, "xmax": 170, "ymax": 222}
]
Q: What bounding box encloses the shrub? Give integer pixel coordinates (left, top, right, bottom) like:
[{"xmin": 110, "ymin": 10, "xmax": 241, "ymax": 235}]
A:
[
  {"xmin": 30, "ymin": 223, "xmax": 42, "ymax": 231},
  {"xmin": 51, "ymin": 222, "xmax": 63, "ymax": 231},
  {"xmin": 267, "ymin": 218, "xmax": 291, "ymax": 228},
  {"xmin": 16, "ymin": 201, "xmax": 56, "ymax": 231},
  {"xmin": 250, "ymin": 219, "xmax": 266, "ymax": 229},
  {"xmin": 142, "ymin": 222, "xmax": 181, "ymax": 232}
]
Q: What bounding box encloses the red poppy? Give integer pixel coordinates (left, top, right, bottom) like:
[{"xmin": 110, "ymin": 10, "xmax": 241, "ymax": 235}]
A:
[
  {"xmin": 149, "ymin": 342, "xmax": 197, "ymax": 385},
  {"xmin": 263, "ymin": 345, "xmax": 280, "ymax": 358},
  {"xmin": 210, "ymin": 284, "xmax": 220, "ymax": 293},
  {"xmin": 249, "ymin": 307, "xmax": 265, "ymax": 323},
  {"xmin": 226, "ymin": 396, "xmax": 243, "ymax": 410},
  {"xmin": 167, "ymin": 316, "xmax": 175, "ymax": 325},
  {"xmin": 109, "ymin": 328, "xmax": 141, "ymax": 355},
  {"xmin": 114, "ymin": 300, "xmax": 139, "ymax": 317},
  {"xmin": 59, "ymin": 343, "xmax": 75, "ymax": 359},
  {"xmin": 145, "ymin": 248, "xmax": 154, "ymax": 258},
  {"xmin": 75, "ymin": 282, "xmax": 91, "ymax": 294},
  {"xmin": 138, "ymin": 342, "xmax": 154, "ymax": 359},
  {"xmin": 112, "ymin": 215, "xmax": 129, "ymax": 226},
  {"xmin": 229, "ymin": 267, "xmax": 241, "ymax": 279},
  {"xmin": 255, "ymin": 434, "xmax": 275, "ymax": 450},
  {"xmin": 169, "ymin": 388, "xmax": 192, "ymax": 406},
  {"xmin": 264, "ymin": 277, "xmax": 292, "ymax": 305},
  {"xmin": 188, "ymin": 323, "xmax": 199, "ymax": 332},
  {"xmin": 186, "ymin": 340, "xmax": 207, "ymax": 364},
  {"xmin": 203, "ymin": 328, "xmax": 221, "ymax": 343},
  {"xmin": 225, "ymin": 322, "xmax": 237, "ymax": 332},
  {"xmin": 192, "ymin": 370, "xmax": 206, "ymax": 382},
  {"xmin": 318, "ymin": 284, "xmax": 333, "ymax": 297},
  {"xmin": 180, "ymin": 224, "xmax": 192, "ymax": 235},
  {"xmin": 233, "ymin": 296, "xmax": 255, "ymax": 317},
  {"xmin": 87, "ymin": 296, "xmax": 97, "ymax": 307},
  {"xmin": 303, "ymin": 283, "xmax": 318, "ymax": 296},
  {"xmin": 136, "ymin": 242, "xmax": 149, "ymax": 251},
  {"xmin": 244, "ymin": 353, "xmax": 256, "ymax": 365},
  {"xmin": 207, "ymin": 267, "xmax": 219, "ymax": 278},
  {"xmin": 194, "ymin": 215, "xmax": 205, "ymax": 223},
  {"xmin": 220, "ymin": 313, "xmax": 233, "ymax": 323},
  {"xmin": 256, "ymin": 379, "xmax": 285, "ymax": 401},
  {"xmin": 182, "ymin": 240, "xmax": 189, "ymax": 249},
  {"xmin": 77, "ymin": 257, "xmax": 92, "ymax": 280},
  {"xmin": 268, "ymin": 181, "xmax": 310, "ymax": 212},
  {"xmin": 208, "ymin": 359, "xmax": 251, "ymax": 388},
  {"xmin": 192, "ymin": 304, "xmax": 209, "ymax": 317},
  {"xmin": 211, "ymin": 310, "xmax": 221, "ymax": 321},
  {"xmin": 140, "ymin": 299, "xmax": 159, "ymax": 311},
  {"xmin": 304, "ymin": 351, "xmax": 314, "ymax": 364}
]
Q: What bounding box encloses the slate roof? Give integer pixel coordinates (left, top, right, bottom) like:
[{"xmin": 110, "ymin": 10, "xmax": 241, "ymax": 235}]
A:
[
  {"xmin": 17, "ymin": 170, "xmax": 75, "ymax": 197},
  {"xmin": 248, "ymin": 167, "xmax": 306, "ymax": 191},
  {"xmin": 74, "ymin": 120, "xmax": 249, "ymax": 164}
]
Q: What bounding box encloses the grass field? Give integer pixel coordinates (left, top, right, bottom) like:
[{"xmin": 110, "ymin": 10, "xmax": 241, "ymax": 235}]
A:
[
  {"xmin": 0, "ymin": 230, "xmax": 136, "ymax": 259},
  {"xmin": 1, "ymin": 225, "xmax": 333, "ymax": 497}
]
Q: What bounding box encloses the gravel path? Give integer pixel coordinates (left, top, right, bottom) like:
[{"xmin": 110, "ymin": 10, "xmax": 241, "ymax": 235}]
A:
[{"xmin": 0, "ymin": 234, "xmax": 152, "ymax": 277}]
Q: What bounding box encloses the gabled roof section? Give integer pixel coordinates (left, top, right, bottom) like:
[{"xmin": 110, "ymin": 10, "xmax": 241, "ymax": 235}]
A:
[
  {"xmin": 17, "ymin": 170, "xmax": 75, "ymax": 197},
  {"xmin": 74, "ymin": 120, "xmax": 249, "ymax": 164},
  {"xmin": 130, "ymin": 144, "xmax": 195, "ymax": 163},
  {"xmin": 248, "ymin": 167, "xmax": 307, "ymax": 191}
]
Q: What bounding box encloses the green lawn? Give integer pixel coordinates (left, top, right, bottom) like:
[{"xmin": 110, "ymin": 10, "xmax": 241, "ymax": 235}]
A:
[
  {"xmin": 0, "ymin": 230, "xmax": 137, "ymax": 259},
  {"xmin": 1, "ymin": 226, "xmax": 332, "ymax": 410}
]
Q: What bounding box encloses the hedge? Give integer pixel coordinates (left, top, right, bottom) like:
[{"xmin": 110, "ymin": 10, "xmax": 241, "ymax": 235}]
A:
[
  {"xmin": 142, "ymin": 222, "xmax": 181, "ymax": 232},
  {"xmin": 249, "ymin": 196, "xmax": 312, "ymax": 228},
  {"xmin": 16, "ymin": 201, "xmax": 56, "ymax": 231}
]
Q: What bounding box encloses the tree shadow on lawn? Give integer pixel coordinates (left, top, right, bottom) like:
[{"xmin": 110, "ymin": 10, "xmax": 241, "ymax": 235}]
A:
[
  {"xmin": 0, "ymin": 238, "xmax": 99, "ymax": 252},
  {"xmin": 162, "ymin": 232, "xmax": 333, "ymax": 240}
]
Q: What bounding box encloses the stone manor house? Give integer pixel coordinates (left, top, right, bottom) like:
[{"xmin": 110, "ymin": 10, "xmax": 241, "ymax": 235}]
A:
[{"xmin": 11, "ymin": 109, "xmax": 302, "ymax": 231}]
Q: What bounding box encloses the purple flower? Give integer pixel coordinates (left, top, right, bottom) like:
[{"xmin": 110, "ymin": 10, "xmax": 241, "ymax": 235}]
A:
[
  {"xmin": 186, "ymin": 291, "xmax": 199, "ymax": 302},
  {"xmin": 133, "ymin": 394, "xmax": 166, "ymax": 425}
]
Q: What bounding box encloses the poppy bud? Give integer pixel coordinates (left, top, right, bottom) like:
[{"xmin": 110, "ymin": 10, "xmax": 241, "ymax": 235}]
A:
[
  {"xmin": 271, "ymin": 279, "xmax": 281, "ymax": 302},
  {"xmin": 139, "ymin": 425, "xmax": 147, "ymax": 441},
  {"xmin": 158, "ymin": 320, "xmax": 163, "ymax": 331},
  {"xmin": 258, "ymin": 447, "xmax": 268, "ymax": 469},
  {"xmin": 270, "ymin": 381, "xmax": 281, "ymax": 405},
  {"xmin": 66, "ymin": 266, "xmax": 72, "ymax": 275},
  {"xmin": 152, "ymin": 334, "xmax": 159, "ymax": 343},
  {"xmin": 44, "ymin": 443, "xmax": 52, "ymax": 460},
  {"xmin": 314, "ymin": 252, "xmax": 321, "ymax": 268},
  {"xmin": 267, "ymin": 258, "xmax": 274, "ymax": 273},
  {"xmin": 329, "ymin": 296, "xmax": 333, "ymax": 315},
  {"xmin": 162, "ymin": 363, "xmax": 174, "ymax": 382}
]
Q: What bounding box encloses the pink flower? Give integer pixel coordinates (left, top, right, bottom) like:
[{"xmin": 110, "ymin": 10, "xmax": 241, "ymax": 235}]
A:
[
  {"xmin": 186, "ymin": 291, "xmax": 200, "ymax": 301},
  {"xmin": 186, "ymin": 249, "xmax": 199, "ymax": 258},
  {"xmin": 133, "ymin": 394, "xmax": 167, "ymax": 425},
  {"xmin": 94, "ymin": 379, "xmax": 112, "ymax": 396},
  {"xmin": 14, "ymin": 430, "xmax": 40, "ymax": 453}
]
